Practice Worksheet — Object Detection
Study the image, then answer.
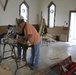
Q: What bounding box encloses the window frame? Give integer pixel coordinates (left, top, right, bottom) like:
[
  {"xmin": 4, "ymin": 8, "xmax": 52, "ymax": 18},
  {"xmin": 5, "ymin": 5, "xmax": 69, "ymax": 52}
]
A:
[
  {"xmin": 19, "ymin": 1, "xmax": 29, "ymax": 22},
  {"xmin": 48, "ymin": 1, "xmax": 56, "ymax": 28}
]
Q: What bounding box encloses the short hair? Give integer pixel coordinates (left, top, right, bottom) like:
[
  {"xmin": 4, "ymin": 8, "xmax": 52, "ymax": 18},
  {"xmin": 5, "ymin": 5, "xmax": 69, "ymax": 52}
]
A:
[{"xmin": 17, "ymin": 19, "xmax": 24, "ymax": 26}]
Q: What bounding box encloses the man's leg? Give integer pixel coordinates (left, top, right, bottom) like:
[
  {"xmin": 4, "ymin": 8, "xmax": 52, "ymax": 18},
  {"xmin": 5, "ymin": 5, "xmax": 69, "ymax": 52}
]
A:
[
  {"xmin": 22, "ymin": 44, "xmax": 28, "ymax": 61},
  {"xmin": 34, "ymin": 41, "xmax": 41, "ymax": 67},
  {"xmin": 28, "ymin": 46, "xmax": 35, "ymax": 69},
  {"xmin": 29, "ymin": 45, "xmax": 35, "ymax": 65},
  {"xmin": 28, "ymin": 41, "xmax": 41, "ymax": 70},
  {"xmin": 17, "ymin": 43, "xmax": 21, "ymax": 58}
]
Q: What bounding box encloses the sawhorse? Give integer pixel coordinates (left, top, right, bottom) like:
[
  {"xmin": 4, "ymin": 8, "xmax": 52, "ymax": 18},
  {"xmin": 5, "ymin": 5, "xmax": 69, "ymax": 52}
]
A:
[{"xmin": 0, "ymin": 43, "xmax": 31, "ymax": 75}]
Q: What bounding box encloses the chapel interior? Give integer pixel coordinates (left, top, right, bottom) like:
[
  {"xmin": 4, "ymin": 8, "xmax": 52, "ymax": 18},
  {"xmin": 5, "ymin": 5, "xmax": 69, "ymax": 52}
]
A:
[{"xmin": 0, "ymin": 0, "xmax": 76, "ymax": 75}]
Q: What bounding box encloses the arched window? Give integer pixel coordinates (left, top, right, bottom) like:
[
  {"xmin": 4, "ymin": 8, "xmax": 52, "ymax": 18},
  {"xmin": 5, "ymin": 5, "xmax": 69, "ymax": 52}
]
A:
[
  {"xmin": 48, "ymin": 1, "xmax": 56, "ymax": 28},
  {"xmin": 19, "ymin": 1, "xmax": 29, "ymax": 22}
]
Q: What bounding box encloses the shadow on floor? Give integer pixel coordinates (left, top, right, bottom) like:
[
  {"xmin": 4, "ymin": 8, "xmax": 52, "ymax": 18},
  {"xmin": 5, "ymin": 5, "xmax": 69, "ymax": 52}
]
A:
[{"xmin": 33, "ymin": 63, "xmax": 60, "ymax": 75}]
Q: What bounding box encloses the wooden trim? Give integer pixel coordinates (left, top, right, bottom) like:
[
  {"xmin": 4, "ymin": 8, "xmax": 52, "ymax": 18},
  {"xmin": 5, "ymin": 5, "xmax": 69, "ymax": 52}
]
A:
[{"xmin": 4, "ymin": 0, "xmax": 8, "ymax": 11}]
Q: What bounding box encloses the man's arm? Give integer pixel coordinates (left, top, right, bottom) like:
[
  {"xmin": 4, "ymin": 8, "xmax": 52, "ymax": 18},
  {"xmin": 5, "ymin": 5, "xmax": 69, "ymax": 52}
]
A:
[
  {"xmin": 23, "ymin": 34, "xmax": 32, "ymax": 39},
  {"xmin": 17, "ymin": 35, "xmax": 27, "ymax": 45}
]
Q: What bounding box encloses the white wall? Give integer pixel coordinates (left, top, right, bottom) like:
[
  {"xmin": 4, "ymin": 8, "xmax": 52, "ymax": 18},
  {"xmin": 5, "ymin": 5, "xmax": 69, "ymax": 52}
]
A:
[
  {"xmin": 0, "ymin": 0, "xmax": 76, "ymax": 26},
  {"xmin": 38, "ymin": 0, "xmax": 76, "ymax": 26},
  {"xmin": 0, "ymin": 0, "xmax": 38, "ymax": 25}
]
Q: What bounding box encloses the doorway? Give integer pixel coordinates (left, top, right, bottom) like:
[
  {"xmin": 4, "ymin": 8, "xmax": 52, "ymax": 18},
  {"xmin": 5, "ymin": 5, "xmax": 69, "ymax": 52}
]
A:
[{"xmin": 68, "ymin": 11, "xmax": 76, "ymax": 43}]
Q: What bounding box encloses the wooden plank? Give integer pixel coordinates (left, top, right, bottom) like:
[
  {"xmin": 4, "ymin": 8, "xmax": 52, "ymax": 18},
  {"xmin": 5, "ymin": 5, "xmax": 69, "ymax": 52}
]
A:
[{"xmin": 4, "ymin": 0, "xmax": 8, "ymax": 11}]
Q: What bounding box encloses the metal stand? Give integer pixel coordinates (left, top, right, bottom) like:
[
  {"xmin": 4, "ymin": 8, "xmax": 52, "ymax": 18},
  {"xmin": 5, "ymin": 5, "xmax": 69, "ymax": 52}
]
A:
[{"xmin": 1, "ymin": 43, "xmax": 31, "ymax": 75}]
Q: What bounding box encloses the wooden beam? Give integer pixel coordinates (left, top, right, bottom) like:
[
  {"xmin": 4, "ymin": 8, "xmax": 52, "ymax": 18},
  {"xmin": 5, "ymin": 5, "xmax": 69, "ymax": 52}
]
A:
[{"xmin": 4, "ymin": 0, "xmax": 8, "ymax": 11}]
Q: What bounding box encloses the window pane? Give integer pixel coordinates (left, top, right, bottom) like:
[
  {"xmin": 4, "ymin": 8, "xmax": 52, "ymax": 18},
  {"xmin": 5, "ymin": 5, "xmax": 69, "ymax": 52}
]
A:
[
  {"xmin": 21, "ymin": 4, "xmax": 28, "ymax": 22},
  {"xmin": 49, "ymin": 4, "xmax": 55, "ymax": 28},
  {"xmin": 19, "ymin": 1, "xmax": 29, "ymax": 22},
  {"xmin": 48, "ymin": 2, "xmax": 56, "ymax": 28}
]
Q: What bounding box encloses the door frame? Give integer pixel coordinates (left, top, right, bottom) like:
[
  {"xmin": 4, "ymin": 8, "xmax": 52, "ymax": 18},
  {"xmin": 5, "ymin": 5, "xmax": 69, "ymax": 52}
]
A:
[{"xmin": 68, "ymin": 10, "xmax": 76, "ymax": 42}]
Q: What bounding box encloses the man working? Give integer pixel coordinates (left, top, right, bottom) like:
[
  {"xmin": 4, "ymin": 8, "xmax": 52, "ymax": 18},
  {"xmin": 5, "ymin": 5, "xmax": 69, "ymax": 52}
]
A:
[
  {"xmin": 17, "ymin": 27, "xmax": 28, "ymax": 62},
  {"xmin": 18, "ymin": 19, "xmax": 41, "ymax": 70}
]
